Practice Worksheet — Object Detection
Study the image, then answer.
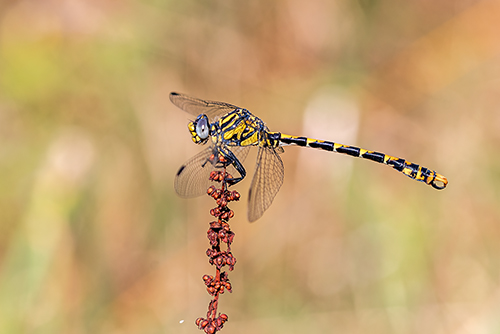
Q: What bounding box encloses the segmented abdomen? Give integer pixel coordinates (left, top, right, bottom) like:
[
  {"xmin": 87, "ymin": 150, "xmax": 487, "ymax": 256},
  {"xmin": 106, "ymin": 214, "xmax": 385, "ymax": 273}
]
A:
[{"xmin": 277, "ymin": 133, "xmax": 448, "ymax": 190}]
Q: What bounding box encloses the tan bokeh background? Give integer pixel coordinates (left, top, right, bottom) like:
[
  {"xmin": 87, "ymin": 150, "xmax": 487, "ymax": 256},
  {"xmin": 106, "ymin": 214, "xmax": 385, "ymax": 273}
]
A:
[{"xmin": 1, "ymin": 1, "xmax": 499, "ymax": 333}]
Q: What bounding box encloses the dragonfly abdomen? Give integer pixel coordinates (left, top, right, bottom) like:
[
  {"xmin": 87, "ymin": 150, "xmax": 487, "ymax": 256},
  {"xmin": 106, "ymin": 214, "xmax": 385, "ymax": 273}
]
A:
[{"xmin": 277, "ymin": 133, "xmax": 448, "ymax": 190}]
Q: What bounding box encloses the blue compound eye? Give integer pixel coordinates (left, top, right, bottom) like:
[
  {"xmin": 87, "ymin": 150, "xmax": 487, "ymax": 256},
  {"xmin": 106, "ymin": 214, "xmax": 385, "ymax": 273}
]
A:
[{"xmin": 196, "ymin": 115, "xmax": 209, "ymax": 139}]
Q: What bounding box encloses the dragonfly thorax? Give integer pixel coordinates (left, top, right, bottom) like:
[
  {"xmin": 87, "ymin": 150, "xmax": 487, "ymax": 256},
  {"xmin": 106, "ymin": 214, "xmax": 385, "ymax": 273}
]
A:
[{"xmin": 188, "ymin": 114, "xmax": 210, "ymax": 144}]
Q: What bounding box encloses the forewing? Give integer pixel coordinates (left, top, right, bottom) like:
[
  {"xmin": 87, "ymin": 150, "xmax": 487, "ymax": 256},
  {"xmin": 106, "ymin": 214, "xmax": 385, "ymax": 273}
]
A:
[
  {"xmin": 170, "ymin": 92, "xmax": 241, "ymax": 122},
  {"xmin": 247, "ymin": 147, "xmax": 284, "ymax": 222},
  {"xmin": 175, "ymin": 146, "xmax": 217, "ymax": 198},
  {"xmin": 230, "ymin": 146, "xmax": 251, "ymax": 164},
  {"xmin": 175, "ymin": 146, "xmax": 251, "ymax": 198}
]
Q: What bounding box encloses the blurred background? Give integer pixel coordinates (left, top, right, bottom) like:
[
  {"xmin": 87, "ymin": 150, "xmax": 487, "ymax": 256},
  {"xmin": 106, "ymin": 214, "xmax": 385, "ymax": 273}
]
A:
[{"xmin": 1, "ymin": 0, "xmax": 499, "ymax": 333}]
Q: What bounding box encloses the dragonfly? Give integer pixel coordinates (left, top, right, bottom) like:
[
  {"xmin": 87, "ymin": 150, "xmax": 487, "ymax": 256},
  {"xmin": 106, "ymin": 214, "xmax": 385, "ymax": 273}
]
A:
[{"xmin": 170, "ymin": 92, "xmax": 448, "ymax": 222}]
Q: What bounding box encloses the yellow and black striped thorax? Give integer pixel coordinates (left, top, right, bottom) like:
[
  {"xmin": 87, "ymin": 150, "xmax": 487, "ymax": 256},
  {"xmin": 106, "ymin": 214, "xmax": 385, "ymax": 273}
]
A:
[{"xmin": 212, "ymin": 108, "xmax": 273, "ymax": 147}]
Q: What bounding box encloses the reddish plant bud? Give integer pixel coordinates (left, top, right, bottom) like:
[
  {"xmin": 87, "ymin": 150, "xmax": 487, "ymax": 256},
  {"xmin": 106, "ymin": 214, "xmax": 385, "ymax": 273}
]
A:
[
  {"xmin": 220, "ymin": 313, "xmax": 228, "ymax": 321},
  {"xmin": 209, "ymin": 221, "xmax": 221, "ymax": 229},
  {"xmin": 205, "ymin": 324, "xmax": 215, "ymax": 334},
  {"xmin": 200, "ymin": 319, "xmax": 209, "ymax": 328},
  {"xmin": 228, "ymin": 210, "xmax": 234, "ymax": 218}
]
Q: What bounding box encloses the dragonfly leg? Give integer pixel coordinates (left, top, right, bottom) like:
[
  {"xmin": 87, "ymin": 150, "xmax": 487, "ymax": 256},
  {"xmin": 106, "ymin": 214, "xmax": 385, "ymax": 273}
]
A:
[{"xmin": 218, "ymin": 147, "xmax": 246, "ymax": 186}]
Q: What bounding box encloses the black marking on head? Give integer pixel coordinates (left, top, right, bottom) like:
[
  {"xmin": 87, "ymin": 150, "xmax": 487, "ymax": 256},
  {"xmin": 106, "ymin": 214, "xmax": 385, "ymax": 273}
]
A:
[
  {"xmin": 336, "ymin": 145, "xmax": 360, "ymax": 157},
  {"xmin": 361, "ymin": 151, "xmax": 385, "ymax": 163},
  {"xmin": 308, "ymin": 141, "xmax": 334, "ymax": 151},
  {"xmin": 176, "ymin": 165, "xmax": 186, "ymax": 176},
  {"xmin": 387, "ymin": 158, "xmax": 405, "ymax": 171}
]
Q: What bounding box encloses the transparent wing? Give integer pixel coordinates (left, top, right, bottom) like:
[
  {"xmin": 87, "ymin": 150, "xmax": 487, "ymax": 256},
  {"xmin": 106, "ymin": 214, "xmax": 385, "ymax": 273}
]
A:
[
  {"xmin": 175, "ymin": 146, "xmax": 216, "ymax": 198},
  {"xmin": 170, "ymin": 92, "xmax": 241, "ymax": 122},
  {"xmin": 229, "ymin": 146, "xmax": 251, "ymax": 165},
  {"xmin": 247, "ymin": 147, "xmax": 284, "ymax": 222},
  {"xmin": 175, "ymin": 146, "xmax": 251, "ymax": 198}
]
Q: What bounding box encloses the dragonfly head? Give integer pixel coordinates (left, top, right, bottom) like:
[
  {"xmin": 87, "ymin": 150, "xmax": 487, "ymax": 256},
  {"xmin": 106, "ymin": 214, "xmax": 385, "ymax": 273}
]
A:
[{"xmin": 188, "ymin": 114, "xmax": 210, "ymax": 144}]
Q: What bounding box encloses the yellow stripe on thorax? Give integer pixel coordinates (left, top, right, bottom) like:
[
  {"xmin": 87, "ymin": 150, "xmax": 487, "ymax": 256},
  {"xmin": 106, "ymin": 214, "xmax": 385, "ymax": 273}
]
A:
[
  {"xmin": 223, "ymin": 121, "xmax": 246, "ymax": 140},
  {"xmin": 240, "ymin": 132, "xmax": 259, "ymax": 146}
]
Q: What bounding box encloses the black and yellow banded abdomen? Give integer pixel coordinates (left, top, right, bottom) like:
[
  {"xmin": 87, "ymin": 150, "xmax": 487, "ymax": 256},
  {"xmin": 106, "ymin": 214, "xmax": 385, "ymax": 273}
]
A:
[{"xmin": 277, "ymin": 133, "xmax": 448, "ymax": 190}]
